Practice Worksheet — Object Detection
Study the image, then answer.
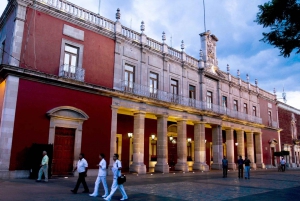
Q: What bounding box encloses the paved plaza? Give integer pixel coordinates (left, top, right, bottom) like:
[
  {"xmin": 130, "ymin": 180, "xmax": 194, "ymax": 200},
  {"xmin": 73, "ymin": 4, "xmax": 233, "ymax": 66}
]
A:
[{"xmin": 1, "ymin": 169, "xmax": 300, "ymax": 201}]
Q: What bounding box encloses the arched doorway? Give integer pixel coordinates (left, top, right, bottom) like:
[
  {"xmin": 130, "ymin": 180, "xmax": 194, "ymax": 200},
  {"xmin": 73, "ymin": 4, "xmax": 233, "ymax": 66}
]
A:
[{"xmin": 47, "ymin": 106, "xmax": 89, "ymax": 176}]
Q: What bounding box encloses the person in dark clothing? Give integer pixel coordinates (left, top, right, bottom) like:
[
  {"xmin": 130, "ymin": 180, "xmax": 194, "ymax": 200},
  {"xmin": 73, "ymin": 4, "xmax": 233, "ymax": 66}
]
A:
[
  {"xmin": 71, "ymin": 153, "xmax": 89, "ymax": 194},
  {"xmin": 244, "ymin": 156, "xmax": 251, "ymax": 179},
  {"xmin": 222, "ymin": 156, "xmax": 228, "ymax": 178},
  {"xmin": 237, "ymin": 155, "xmax": 244, "ymax": 178}
]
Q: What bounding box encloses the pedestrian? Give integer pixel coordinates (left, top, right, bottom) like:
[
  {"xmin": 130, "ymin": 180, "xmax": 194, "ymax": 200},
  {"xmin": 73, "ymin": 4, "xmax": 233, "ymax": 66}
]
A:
[
  {"xmin": 280, "ymin": 157, "xmax": 286, "ymax": 172},
  {"xmin": 71, "ymin": 153, "xmax": 90, "ymax": 194},
  {"xmin": 104, "ymin": 153, "xmax": 128, "ymax": 201},
  {"xmin": 222, "ymin": 156, "xmax": 228, "ymax": 178},
  {"xmin": 36, "ymin": 151, "xmax": 49, "ymax": 182},
  {"xmin": 89, "ymin": 153, "xmax": 109, "ymax": 197},
  {"xmin": 237, "ymin": 155, "xmax": 244, "ymax": 178},
  {"xmin": 244, "ymin": 156, "xmax": 251, "ymax": 179}
]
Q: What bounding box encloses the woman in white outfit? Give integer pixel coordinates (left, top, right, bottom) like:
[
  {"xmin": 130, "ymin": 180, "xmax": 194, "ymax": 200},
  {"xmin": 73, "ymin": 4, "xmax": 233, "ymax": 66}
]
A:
[
  {"xmin": 104, "ymin": 153, "xmax": 128, "ymax": 201},
  {"xmin": 89, "ymin": 153, "xmax": 109, "ymax": 197}
]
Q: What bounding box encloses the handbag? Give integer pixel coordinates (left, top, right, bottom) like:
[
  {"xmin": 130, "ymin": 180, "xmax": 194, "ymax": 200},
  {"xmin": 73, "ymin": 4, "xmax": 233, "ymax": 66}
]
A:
[{"xmin": 116, "ymin": 160, "xmax": 126, "ymax": 185}]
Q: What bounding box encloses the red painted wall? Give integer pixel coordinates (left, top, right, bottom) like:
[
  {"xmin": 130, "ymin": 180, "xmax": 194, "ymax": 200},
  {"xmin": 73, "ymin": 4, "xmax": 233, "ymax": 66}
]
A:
[
  {"xmin": 278, "ymin": 107, "xmax": 300, "ymax": 145},
  {"xmin": 259, "ymin": 98, "xmax": 278, "ymax": 126},
  {"xmin": 261, "ymin": 128, "xmax": 279, "ymax": 166},
  {"xmin": 20, "ymin": 8, "xmax": 115, "ymax": 88},
  {"xmin": 10, "ymin": 79, "xmax": 112, "ymax": 170}
]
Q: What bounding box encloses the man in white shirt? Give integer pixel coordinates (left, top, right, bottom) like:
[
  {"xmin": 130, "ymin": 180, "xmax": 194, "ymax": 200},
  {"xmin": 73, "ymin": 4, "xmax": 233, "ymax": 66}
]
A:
[
  {"xmin": 104, "ymin": 153, "xmax": 128, "ymax": 201},
  {"xmin": 280, "ymin": 157, "xmax": 286, "ymax": 172},
  {"xmin": 71, "ymin": 153, "xmax": 90, "ymax": 194},
  {"xmin": 36, "ymin": 151, "xmax": 49, "ymax": 182},
  {"xmin": 89, "ymin": 153, "xmax": 109, "ymax": 197}
]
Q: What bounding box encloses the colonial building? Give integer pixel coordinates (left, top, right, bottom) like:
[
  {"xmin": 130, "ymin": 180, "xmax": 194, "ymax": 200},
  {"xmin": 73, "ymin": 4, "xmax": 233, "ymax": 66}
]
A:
[
  {"xmin": 277, "ymin": 102, "xmax": 300, "ymax": 167},
  {"xmin": 0, "ymin": 0, "xmax": 280, "ymax": 178}
]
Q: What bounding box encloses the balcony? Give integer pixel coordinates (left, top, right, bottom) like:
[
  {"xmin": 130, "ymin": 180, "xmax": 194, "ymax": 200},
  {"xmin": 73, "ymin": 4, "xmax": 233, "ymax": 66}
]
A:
[
  {"xmin": 268, "ymin": 120, "xmax": 278, "ymax": 128},
  {"xmin": 120, "ymin": 81, "xmax": 262, "ymax": 124},
  {"xmin": 59, "ymin": 64, "xmax": 85, "ymax": 82}
]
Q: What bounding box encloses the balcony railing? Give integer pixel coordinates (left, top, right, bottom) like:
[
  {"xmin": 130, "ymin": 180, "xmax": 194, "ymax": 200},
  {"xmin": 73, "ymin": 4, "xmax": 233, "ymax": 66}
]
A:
[
  {"xmin": 120, "ymin": 81, "xmax": 263, "ymax": 124},
  {"xmin": 59, "ymin": 64, "xmax": 85, "ymax": 82},
  {"xmin": 268, "ymin": 120, "xmax": 278, "ymax": 128}
]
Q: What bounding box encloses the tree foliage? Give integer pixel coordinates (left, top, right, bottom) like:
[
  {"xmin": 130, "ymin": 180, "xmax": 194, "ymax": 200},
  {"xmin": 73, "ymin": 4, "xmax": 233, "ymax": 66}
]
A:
[{"xmin": 256, "ymin": 0, "xmax": 300, "ymax": 57}]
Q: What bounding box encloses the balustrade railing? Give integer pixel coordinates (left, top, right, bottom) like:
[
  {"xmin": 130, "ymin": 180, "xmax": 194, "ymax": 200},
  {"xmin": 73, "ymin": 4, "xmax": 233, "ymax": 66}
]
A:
[
  {"xmin": 122, "ymin": 26, "xmax": 140, "ymax": 41},
  {"xmin": 37, "ymin": 0, "xmax": 115, "ymax": 31},
  {"xmin": 186, "ymin": 55, "xmax": 198, "ymax": 67},
  {"xmin": 120, "ymin": 81, "xmax": 262, "ymax": 124},
  {"xmin": 147, "ymin": 38, "xmax": 162, "ymax": 52},
  {"xmin": 59, "ymin": 64, "xmax": 85, "ymax": 82},
  {"xmin": 168, "ymin": 47, "xmax": 181, "ymax": 59}
]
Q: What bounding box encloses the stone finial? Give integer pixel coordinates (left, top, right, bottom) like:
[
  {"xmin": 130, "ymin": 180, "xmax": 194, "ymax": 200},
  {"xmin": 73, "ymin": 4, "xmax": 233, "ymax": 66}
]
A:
[
  {"xmin": 162, "ymin": 32, "xmax": 166, "ymax": 42},
  {"xmin": 273, "ymin": 88, "xmax": 276, "ymax": 95},
  {"xmin": 246, "ymin": 74, "xmax": 249, "ymax": 82},
  {"xmin": 237, "ymin": 69, "xmax": 240, "ymax": 78},
  {"xmin": 140, "ymin": 21, "xmax": 145, "ymax": 33},
  {"xmin": 181, "ymin": 40, "xmax": 185, "ymax": 50},
  {"xmin": 200, "ymin": 49, "xmax": 203, "ymax": 60},
  {"xmin": 116, "ymin": 8, "xmax": 120, "ymax": 21},
  {"xmin": 255, "ymin": 79, "xmax": 258, "ymax": 86},
  {"xmin": 227, "ymin": 64, "xmax": 230, "ymax": 72}
]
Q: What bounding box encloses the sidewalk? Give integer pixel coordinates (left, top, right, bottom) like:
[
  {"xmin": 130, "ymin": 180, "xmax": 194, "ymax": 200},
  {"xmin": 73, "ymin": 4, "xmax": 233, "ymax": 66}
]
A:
[{"xmin": 1, "ymin": 168, "xmax": 300, "ymax": 201}]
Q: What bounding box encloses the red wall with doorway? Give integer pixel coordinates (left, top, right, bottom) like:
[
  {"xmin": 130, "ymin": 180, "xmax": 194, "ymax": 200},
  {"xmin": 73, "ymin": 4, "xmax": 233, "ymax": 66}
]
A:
[
  {"xmin": 10, "ymin": 79, "xmax": 112, "ymax": 170},
  {"xmin": 261, "ymin": 128, "xmax": 279, "ymax": 166}
]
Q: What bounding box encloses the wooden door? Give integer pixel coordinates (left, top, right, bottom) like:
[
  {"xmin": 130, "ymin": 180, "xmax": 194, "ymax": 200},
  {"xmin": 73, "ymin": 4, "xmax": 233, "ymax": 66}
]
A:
[
  {"xmin": 271, "ymin": 147, "xmax": 275, "ymax": 166},
  {"xmin": 52, "ymin": 127, "xmax": 75, "ymax": 175},
  {"xmin": 168, "ymin": 137, "xmax": 177, "ymax": 171}
]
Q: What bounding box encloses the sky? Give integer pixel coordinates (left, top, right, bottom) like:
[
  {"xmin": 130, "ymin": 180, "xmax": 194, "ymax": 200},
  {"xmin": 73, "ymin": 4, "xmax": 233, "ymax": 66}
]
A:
[{"xmin": 0, "ymin": 0, "xmax": 299, "ymax": 109}]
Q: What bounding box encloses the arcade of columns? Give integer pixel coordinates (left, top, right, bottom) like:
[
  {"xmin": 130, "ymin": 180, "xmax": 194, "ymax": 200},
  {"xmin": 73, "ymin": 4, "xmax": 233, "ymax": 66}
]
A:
[{"xmin": 108, "ymin": 102, "xmax": 264, "ymax": 174}]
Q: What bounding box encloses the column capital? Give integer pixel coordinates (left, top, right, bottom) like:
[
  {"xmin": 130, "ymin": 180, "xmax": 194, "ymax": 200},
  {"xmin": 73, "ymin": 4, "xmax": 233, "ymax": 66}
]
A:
[
  {"xmin": 156, "ymin": 114, "xmax": 168, "ymax": 118},
  {"xmin": 133, "ymin": 111, "xmax": 146, "ymax": 115},
  {"xmin": 111, "ymin": 105, "xmax": 119, "ymax": 110}
]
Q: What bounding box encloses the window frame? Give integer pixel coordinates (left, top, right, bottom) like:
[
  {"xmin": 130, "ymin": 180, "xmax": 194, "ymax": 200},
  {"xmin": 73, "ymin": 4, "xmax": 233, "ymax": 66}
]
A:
[
  {"xmin": 243, "ymin": 103, "xmax": 248, "ymax": 114},
  {"xmin": 189, "ymin": 85, "xmax": 196, "ymax": 99},
  {"xmin": 207, "ymin": 91, "xmax": 213, "ymax": 109},
  {"xmin": 149, "ymin": 72, "xmax": 158, "ymax": 94},
  {"xmin": 252, "ymin": 106, "xmax": 257, "ymax": 116},
  {"xmin": 233, "ymin": 100, "xmax": 238, "ymax": 111},
  {"xmin": 60, "ymin": 38, "xmax": 84, "ymax": 71},
  {"xmin": 170, "ymin": 79, "xmax": 178, "ymax": 95},
  {"xmin": 0, "ymin": 39, "xmax": 5, "ymax": 64}
]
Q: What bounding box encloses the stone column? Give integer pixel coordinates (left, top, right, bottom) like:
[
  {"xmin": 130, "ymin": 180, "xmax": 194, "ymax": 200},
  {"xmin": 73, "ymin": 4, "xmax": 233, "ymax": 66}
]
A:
[
  {"xmin": 0, "ymin": 76, "xmax": 19, "ymax": 177},
  {"xmin": 237, "ymin": 130, "xmax": 245, "ymax": 158},
  {"xmin": 226, "ymin": 129, "xmax": 235, "ymax": 169},
  {"xmin": 129, "ymin": 112, "xmax": 146, "ymax": 174},
  {"xmin": 175, "ymin": 120, "xmax": 189, "ymax": 172},
  {"xmin": 155, "ymin": 115, "xmax": 169, "ymax": 173},
  {"xmin": 255, "ymin": 132, "xmax": 265, "ymax": 168},
  {"xmin": 211, "ymin": 125, "xmax": 223, "ymax": 170},
  {"xmin": 108, "ymin": 106, "xmax": 118, "ymax": 175},
  {"xmin": 246, "ymin": 132, "xmax": 256, "ymax": 169},
  {"xmin": 193, "ymin": 123, "xmax": 209, "ymax": 171}
]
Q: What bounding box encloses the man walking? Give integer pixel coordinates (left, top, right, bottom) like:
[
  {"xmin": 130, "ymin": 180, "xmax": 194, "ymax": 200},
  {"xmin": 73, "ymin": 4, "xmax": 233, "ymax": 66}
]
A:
[
  {"xmin": 280, "ymin": 157, "xmax": 286, "ymax": 172},
  {"xmin": 71, "ymin": 153, "xmax": 90, "ymax": 194},
  {"xmin": 237, "ymin": 155, "xmax": 244, "ymax": 178},
  {"xmin": 89, "ymin": 153, "xmax": 108, "ymax": 197},
  {"xmin": 104, "ymin": 154, "xmax": 128, "ymax": 201},
  {"xmin": 222, "ymin": 156, "xmax": 228, "ymax": 178},
  {"xmin": 244, "ymin": 156, "xmax": 251, "ymax": 179},
  {"xmin": 36, "ymin": 151, "xmax": 49, "ymax": 182}
]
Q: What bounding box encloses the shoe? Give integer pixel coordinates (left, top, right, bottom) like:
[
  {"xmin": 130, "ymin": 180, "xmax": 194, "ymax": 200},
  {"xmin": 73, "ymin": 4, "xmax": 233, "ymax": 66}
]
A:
[
  {"xmin": 71, "ymin": 190, "xmax": 77, "ymax": 194},
  {"xmin": 120, "ymin": 197, "xmax": 128, "ymax": 200},
  {"xmin": 89, "ymin": 194, "xmax": 97, "ymax": 197},
  {"xmin": 104, "ymin": 197, "xmax": 111, "ymax": 201},
  {"xmin": 36, "ymin": 180, "xmax": 41, "ymax": 182},
  {"xmin": 102, "ymin": 195, "xmax": 108, "ymax": 198},
  {"xmin": 82, "ymin": 190, "xmax": 90, "ymax": 193}
]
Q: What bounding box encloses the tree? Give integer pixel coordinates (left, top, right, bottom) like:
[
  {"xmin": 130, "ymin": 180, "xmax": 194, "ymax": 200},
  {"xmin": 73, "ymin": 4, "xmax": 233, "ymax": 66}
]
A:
[{"xmin": 256, "ymin": 0, "xmax": 300, "ymax": 57}]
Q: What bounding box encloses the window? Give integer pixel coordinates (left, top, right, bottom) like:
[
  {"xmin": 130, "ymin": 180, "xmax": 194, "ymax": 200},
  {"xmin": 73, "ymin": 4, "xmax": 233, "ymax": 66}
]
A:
[
  {"xmin": 252, "ymin": 106, "xmax": 257, "ymax": 116},
  {"xmin": 149, "ymin": 72, "xmax": 158, "ymax": 97},
  {"xmin": 268, "ymin": 111, "xmax": 272, "ymax": 126},
  {"xmin": 170, "ymin": 79, "xmax": 178, "ymax": 103},
  {"xmin": 63, "ymin": 45, "xmax": 78, "ymax": 74},
  {"xmin": 222, "ymin": 96, "xmax": 227, "ymax": 109},
  {"xmin": 125, "ymin": 64, "xmax": 134, "ymax": 91},
  {"xmin": 207, "ymin": 91, "xmax": 212, "ymax": 109},
  {"xmin": 233, "ymin": 100, "xmax": 238, "ymax": 111},
  {"xmin": 189, "ymin": 85, "xmax": 195, "ymax": 99},
  {"xmin": 189, "ymin": 85, "xmax": 196, "ymax": 106},
  {"xmin": 243, "ymin": 103, "xmax": 248, "ymax": 114},
  {"xmin": 0, "ymin": 40, "xmax": 5, "ymax": 64},
  {"xmin": 59, "ymin": 39, "xmax": 84, "ymax": 81}
]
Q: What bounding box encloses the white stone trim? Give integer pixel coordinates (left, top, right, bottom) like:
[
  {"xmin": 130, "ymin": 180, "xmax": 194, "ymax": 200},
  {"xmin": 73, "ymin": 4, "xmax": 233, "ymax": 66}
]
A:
[
  {"xmin": 59, "ymin": 38, "xmax": 84, "ymax": 69},
  {"xmin": 63, "ymin": 24, "xmax": 84, "ymax": 41},
  {"xmin": 0, "ymin": 76, "xmax": 19, "ymax": 171}
]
